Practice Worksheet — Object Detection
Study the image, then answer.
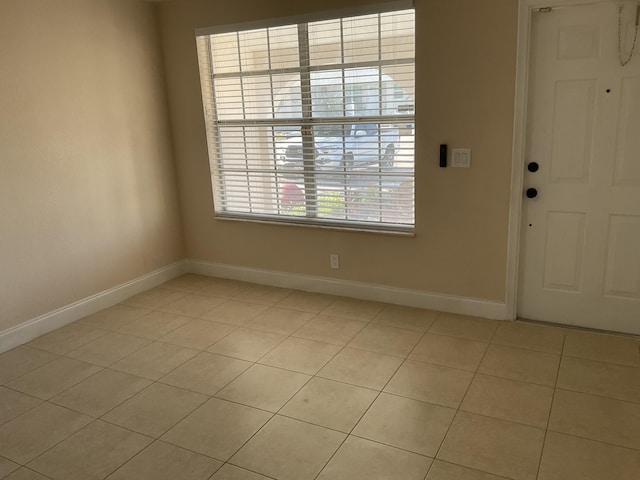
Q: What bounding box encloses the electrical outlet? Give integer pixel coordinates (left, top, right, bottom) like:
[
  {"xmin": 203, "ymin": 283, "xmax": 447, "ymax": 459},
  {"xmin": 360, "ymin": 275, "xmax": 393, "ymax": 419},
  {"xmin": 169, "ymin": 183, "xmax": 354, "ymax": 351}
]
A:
[{"xmin": 330, "ymin": 254, "xmax": 340, "ymax": 269}]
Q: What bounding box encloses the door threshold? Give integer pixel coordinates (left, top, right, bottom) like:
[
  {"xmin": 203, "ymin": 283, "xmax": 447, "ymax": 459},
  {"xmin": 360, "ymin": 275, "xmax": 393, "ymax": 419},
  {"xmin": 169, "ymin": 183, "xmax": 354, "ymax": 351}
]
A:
[{"xmin": 515, "ymin": 317, "xmax": 640, "ymax": 341}]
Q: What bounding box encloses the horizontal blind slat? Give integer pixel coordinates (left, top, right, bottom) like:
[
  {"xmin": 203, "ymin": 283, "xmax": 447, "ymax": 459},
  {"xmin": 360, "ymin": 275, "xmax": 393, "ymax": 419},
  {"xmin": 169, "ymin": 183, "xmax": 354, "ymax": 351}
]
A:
[{"xmin": 197, "ymin": 9, "xmax": 415, "ymax": 230}]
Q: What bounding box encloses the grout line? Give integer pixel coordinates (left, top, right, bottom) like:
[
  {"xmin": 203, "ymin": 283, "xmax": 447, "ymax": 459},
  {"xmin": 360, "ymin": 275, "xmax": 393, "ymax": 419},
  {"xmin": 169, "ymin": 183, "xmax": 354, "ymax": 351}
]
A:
[
  {"xmin": 432, "ymin": 406, "xmax": 547, "ymax": 431},
  {"xmin": 551, "ymin": 385, "xmax": 640, "ymax": 406},
  {"xmin": 96, "ymin": 410, "xmax": 203, "ymax": 448},
  {"xmin": 26, "ymin": 336, "xmax": 106, "ymax": 360},
  {"xmin": 97, "ymin": 381, "xmax": 209, "ymax": 433},
  {"xmin": 51, "ymin": 373, "xmax": 152, "ymax": 419},
  {"xmin": 16, "ymin": 466, "xmax": 55, "ymax": 480},
  {"xmin": 14, "ymin": 412, "xmax": 103, "ymax": 470},
  {"xmin": 7, "ymin": 277, "xmax": 639, "ymax": 480},
  {"xmin": 311, "ymin": 343, "xmax": 409, "ymax": 361},
  {"xmin": 0, "ymin": 351, "xmax": 62, "ymax": 386},
  {"xmin": 307, "ymin": 374, "xmax": 381, "ymax": 392},
  {"xmin": 559, "ymin": 352, "xmax": 640, "ymax": 370},
  {"xmin": 518, "ymin": 317, "xmax": 640, "ymax": 341},
  {"xmin": 61, "ymin": 330, "xmax": 157, "ymax": 368},
  {"xmin": 549, "ymin": 430, "xmax": 640, "ymax": 453},
  {"xmin": 0, "ymin": 397, "xmax": 43, "ymax": 429},
  {"xmin": 309, "ymin": 391, "xmax": 385, "ymax": 477},
  {"xmin": 561, "ymin": 352, "xmax": 640, "ymax": 369},
  {"xmin": 311, "ymin": 321, "xmax": 429, "ymax": 479},
  {"xmin": 534, "ymin": 330, "xmax": 566, "ymax": 480},
  {"xmin": 347, "ymin": 431, "xmax": 437, "ymax": 458},
  {"xmin": 540, "ymin": 429, "xmax": 640, "ymax": 454},
  {"xmin": 424, "ymin": 320, "xmax": 500, "ymax": 479},
  {"xmin": 400, "ymin": 353, "xmax": 487, "ymax": 374},
  {"xmin": 0, "ymin": 281, "xmax": 327, "ymax": 476},
  {"xmin": 159, "ymin": 298, "xmax": 344, "ymax": 473},
  {"xmin": 221, "ymin": 462, "xmax": 280, "ymax": 479},
  {"xmin": 425, "ymin": 460, "xmax": 515, "ymax": 480},
  {"xmin": 101, "ymin": 439, "xmax": 163, "ymax": 479},
  {"xmin": 3, "ymin": 364, "xmax": 108, "ymax": 404},
  {"xmin": 77, "ymin": 306, "xmax": 154, "ymax": 332},
  {"xmin": 111, "ymin": 281, "xmax": 640, "ymax": 473},
  {"xmin": 96, "ymin": 434, "xmax": 160, "ymax": 480},
  {"xmin": 1, "ymin": 290, "xmax": 442, "ymax": 479},
  {"xmin": 359, "ymin": 388, "xmax": 458, "ymax": 411}
]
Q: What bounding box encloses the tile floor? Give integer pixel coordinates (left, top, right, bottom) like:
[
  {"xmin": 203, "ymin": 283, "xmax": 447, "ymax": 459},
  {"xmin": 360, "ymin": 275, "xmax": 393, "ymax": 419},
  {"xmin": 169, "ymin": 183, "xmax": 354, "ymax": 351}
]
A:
[{"xmin": 1, "ymin": 274, "xmax": 640, "ymax": 480}]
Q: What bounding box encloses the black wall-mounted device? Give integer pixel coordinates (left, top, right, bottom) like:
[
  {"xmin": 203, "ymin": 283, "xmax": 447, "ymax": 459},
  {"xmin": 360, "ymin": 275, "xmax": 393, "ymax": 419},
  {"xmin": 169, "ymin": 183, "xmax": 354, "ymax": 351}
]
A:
[{"xmin": 439, "ymin": 144, "xmax": 447, "ymax": 168}]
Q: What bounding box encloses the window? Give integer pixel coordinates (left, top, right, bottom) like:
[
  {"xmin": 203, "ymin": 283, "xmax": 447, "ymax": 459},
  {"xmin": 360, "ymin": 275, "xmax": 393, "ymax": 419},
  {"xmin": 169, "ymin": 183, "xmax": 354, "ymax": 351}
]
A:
[{"xmin": 196, "ymin": 5, "xmax": 415, "ymax": 232}]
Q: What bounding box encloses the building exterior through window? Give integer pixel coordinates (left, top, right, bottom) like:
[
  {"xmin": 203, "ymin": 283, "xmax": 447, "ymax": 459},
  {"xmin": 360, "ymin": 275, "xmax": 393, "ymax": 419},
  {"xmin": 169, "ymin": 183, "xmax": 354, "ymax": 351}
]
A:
[{"xmin": 196, "ymin": 7, "xmax": 415, "ymax": 232}]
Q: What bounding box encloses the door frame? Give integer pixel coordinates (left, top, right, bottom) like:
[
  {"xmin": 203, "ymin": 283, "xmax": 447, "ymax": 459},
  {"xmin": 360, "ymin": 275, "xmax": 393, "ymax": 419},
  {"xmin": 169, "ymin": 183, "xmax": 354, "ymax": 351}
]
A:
[{"xmin": 505, "ymin": 0, "xmax": 619, "ymax": 319}]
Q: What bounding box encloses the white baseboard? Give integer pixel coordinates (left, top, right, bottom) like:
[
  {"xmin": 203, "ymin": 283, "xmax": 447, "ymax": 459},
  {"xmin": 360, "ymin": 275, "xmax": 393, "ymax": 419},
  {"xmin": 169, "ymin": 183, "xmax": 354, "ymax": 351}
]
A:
[
  {"xmin": 2, "ymin": 258, "xmax": 510, "ymax": 354},
  {"xmin": 187, "ymin": 259, "xmax": 510, "ymax": 320},
  {"xmin": 0, "ymin": 261, "xmax": 187, "ymax": 354}
]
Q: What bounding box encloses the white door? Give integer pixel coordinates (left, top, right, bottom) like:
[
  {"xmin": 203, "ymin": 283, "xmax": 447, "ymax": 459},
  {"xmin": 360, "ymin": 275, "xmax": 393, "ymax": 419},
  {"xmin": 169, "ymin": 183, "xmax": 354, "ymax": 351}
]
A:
[{"xmin": 518, "ymin": 1, "xmax": 640, "ymax": 334}]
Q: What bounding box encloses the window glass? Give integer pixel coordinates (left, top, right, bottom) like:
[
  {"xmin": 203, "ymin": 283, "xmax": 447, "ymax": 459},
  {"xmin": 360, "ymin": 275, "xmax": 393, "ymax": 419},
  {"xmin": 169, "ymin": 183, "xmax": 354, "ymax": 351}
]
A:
[{"xmin": 197, "ymin": 9, "xmax": 415, "ymax": 232}]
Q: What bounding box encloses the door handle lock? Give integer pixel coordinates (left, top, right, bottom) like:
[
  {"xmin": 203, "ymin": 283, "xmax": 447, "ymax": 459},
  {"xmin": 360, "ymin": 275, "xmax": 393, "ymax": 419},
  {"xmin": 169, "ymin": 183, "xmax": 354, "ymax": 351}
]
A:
[
  {"xmin": 527, "ymin": 162, "xmax": 539, "ymax": 172},
  {"xmin": 526, "ymin": 187, "xmax": 538, "ymax": 199}
]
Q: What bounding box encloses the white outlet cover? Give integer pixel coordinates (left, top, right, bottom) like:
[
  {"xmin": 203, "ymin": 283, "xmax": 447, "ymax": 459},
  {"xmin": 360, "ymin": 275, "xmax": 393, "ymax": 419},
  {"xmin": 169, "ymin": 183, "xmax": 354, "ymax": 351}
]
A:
[{"xmin": 451, "ymin": 148, "xmax": 472, "ymax": 168}]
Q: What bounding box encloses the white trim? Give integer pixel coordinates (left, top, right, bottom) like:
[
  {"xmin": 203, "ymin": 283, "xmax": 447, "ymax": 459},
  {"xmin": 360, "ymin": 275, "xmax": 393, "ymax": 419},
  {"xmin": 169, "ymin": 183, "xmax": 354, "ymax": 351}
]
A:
[
  {"xmin": 187, "ymin": 259, "xmax": 510, "ymax": 320},
  {"xmin": 0, "ymin": 261, "xmax": 187, "ymax": 354},
  {"xmin": 2, "ymin": 256, "xmax": 509, "ymax": 355},
  {"xmin": 505, "ymin": 0, "xmax": 533, "ymax": 320},
  {"xmin": 195, "ymin": 0, "xmax": 415, "ymax": 36},
  {"xmin": 505, "ymin": 0, "xmax": 619, "ymax": 320}
]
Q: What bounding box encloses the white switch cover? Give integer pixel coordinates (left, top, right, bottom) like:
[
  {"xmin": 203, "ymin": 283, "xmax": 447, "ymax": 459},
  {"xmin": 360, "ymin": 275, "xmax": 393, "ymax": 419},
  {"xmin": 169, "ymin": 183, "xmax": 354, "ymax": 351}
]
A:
[{"xmin": 451, "ymin": 148, "xmax": 472, "ymax": 168}]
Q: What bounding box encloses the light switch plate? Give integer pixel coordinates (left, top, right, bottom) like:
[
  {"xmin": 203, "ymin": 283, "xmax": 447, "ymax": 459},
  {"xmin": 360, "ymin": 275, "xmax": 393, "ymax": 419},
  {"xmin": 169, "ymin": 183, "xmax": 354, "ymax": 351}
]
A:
[{"xmin": 451, "ymin": 148, "xmax": 472, "ymax": 168}]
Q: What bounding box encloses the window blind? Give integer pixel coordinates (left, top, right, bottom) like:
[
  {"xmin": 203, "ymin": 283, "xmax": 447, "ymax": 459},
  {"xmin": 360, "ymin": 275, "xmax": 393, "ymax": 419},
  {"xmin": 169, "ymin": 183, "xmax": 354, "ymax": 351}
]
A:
[{"xmin": 196, "ymin": 8, "xmax": 415, "ymax": 232}]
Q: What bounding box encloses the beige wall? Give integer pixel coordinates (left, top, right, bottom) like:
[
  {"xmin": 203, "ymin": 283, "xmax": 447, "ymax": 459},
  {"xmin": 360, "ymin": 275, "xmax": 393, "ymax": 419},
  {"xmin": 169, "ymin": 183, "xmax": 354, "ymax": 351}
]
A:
[
  {"xmin": 157, "ymin": 0, "xmax": 518, "ymax": 302},
  {"xmin": 0, "ymin": 0, "xmax": 185, "ymax": 331},
  {"xmin": 159, "ymin": 0, "xmax": 517, "ymax": 301}
]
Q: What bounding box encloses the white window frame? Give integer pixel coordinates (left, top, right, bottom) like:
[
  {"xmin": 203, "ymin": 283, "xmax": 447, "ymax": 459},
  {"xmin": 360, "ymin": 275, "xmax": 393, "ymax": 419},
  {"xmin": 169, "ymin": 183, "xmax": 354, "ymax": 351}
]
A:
[{"xmin": 196, "ymin": 1, "xmax": 415, "ymax": 233}]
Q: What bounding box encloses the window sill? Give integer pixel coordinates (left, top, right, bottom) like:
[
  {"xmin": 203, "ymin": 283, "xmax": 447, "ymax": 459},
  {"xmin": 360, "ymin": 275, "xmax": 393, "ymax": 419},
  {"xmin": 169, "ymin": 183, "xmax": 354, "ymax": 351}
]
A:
[{"xmin": 213, "ymin": 213, "xmax": 416, "ymax": 237}]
